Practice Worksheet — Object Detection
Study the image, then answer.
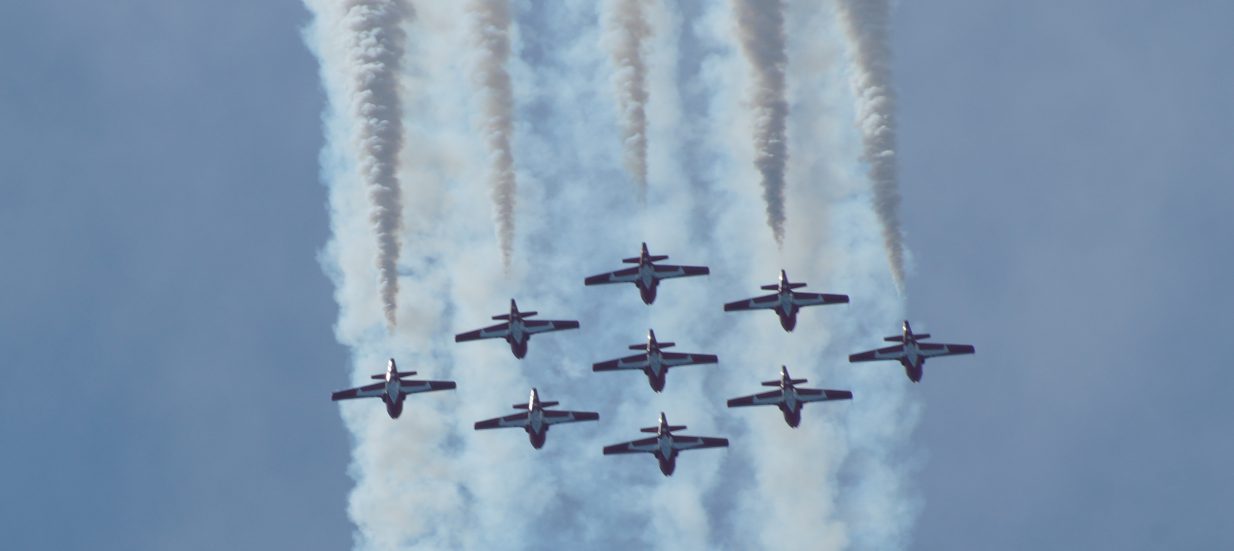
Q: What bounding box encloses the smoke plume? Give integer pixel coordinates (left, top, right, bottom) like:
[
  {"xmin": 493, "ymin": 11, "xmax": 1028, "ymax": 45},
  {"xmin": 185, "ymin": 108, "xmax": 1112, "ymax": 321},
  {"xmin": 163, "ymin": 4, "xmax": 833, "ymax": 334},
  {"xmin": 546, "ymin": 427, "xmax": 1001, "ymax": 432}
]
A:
[
  {"xmin": 836, "ymin": 0, "xmax": 905, "ymax": 289},
  {"xmin": 305, "ymin": 1, "xmax": 920, "ymax": 548},
  {"xmin": 470, "ymin": 0, "xmax": 518, "ymax": 269},
  {"xmin": 733, "ymin": 0, "xmax": 789, "ymax": 245},
  {"xmin": 603, "ymin": 0, "xmax": 652, "ymax": 198},
  {"xmin": 328, "ymin": 0, "xmax": 409, "ymax": 329}
]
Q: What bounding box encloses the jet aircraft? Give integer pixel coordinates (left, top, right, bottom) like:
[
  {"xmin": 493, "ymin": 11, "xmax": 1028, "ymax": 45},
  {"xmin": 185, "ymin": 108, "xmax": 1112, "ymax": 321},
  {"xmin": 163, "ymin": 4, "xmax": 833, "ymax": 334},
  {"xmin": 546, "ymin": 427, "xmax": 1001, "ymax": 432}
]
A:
[
  {"xmin": 584, "ymin": 243, "xmax": 709, "ymax": 304},
  {"xmin": 726, "ymin": 366, "xmax": 852, "ymax": 427},
  {"xmin": 592, "ymin": 329, "xmax": 718, "ymax": 392},
  {"xmin": 474, "ymin": 388, "xmax": 599, "ymax": 449},
  {"xmin": 602, "ymin": 412, "xmax": 728, "ymax": 476},
  {"xmin": 454, "ymin": 299, "xmax": 580, "ymax": 359},
  {"xmin": 330, "ymin": 358, "xmax": 456, "ymax": 419},
  {"xmin": 723, "ymin": 270, "xmax": 849, "ymax": 331},
  {"xmin": 848, "ymin": 321, "xmax": 975, "ymax": 382}
]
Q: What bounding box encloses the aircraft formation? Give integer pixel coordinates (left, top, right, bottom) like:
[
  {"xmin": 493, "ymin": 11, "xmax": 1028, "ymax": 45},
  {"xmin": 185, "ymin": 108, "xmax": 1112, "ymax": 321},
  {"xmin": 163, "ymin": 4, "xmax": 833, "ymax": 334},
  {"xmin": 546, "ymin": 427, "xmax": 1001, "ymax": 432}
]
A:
[{"xmin": 332, "ymin": 242, "xmax": 975, "ymax": 475}]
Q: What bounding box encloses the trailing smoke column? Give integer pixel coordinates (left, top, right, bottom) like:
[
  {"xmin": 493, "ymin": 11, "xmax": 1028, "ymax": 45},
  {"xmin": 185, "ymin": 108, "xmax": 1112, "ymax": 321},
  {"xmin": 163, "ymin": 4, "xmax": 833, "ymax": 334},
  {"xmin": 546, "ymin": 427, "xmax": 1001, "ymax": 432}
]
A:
[
  {"xmin": 471, "ymin": 0, "xmax": 518, "ymax": 270},
  {"xmin": 734, "ymin": 0, "xmax": 789, "ymax": 245},
  {"xmin": 836, "ymin": 0, "xmax": 905, "ymax": 289},
  {"xmin": 343, "ymin": 0, "xmax": 408, "ymax": 329},
  {"xmin": 604, "ymin": 0, "xmax": 652, "ymax": 199}
]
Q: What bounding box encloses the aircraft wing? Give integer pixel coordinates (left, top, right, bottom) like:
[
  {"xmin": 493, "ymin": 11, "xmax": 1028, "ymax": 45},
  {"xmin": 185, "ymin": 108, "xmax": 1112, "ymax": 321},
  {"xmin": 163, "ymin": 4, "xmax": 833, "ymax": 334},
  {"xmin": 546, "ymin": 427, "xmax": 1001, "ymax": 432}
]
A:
[
  {"xmin": 918, "ymin": 342, "xmax": 976, "ymax": 358},
  {"xmin": 723, "ymin": 293, "xmax": 780, "ymax": 312},
  {"xmin": 593, "ymin": 353, "xmax": 651, "ymax": 372},
  {"xmin": 727, "ymin": 389, "xmax": 786, "ymax": 408},
  {"xmin": 603, "ymin": 437, "xmax": 660, "ymax": 455},
  {"xmin": 542, "ymin": 410, "xmax": 600, "ymax": 426},
  {"xmin": 671, "ymin": 435, "xmax": 729, "ymax": 451},
  {"xmin": 331, "ymin": 382, "xmax": 386, "ymax": 401},
  {"xmin": 849, "ymin": 344, "xmax": 907, "ymax": 362},
  {"xmin": 651, "ymin": 264, "xmax": 709, "ymax": 280},
  {"xmin": 790, "ymin": 291, "xmax": 850, "ymax": 307},
  {"xmin": 585, "ymin": 266, "xmax": 640, "ymax": 286},
  {"xmin": 474, "ymin": 411, "xmax": 531, "ymax": 430},
  {"xmin": 661, "ymin": 351, "xmax": 719, "ymax": 368},
  {"xmin": 454, "ymin": 322, "xmax": 512, "ymax": 342},
  {"xmin": 796, "ymin": 388, "xmax": 854, "ymax": 403},
  {"xmin": 523, "ymin": 319, "xmax": 581, "ymax": 335},
  {"xmin": 398, "ymin": 380, "xmax": 456, "ymax": 397}
]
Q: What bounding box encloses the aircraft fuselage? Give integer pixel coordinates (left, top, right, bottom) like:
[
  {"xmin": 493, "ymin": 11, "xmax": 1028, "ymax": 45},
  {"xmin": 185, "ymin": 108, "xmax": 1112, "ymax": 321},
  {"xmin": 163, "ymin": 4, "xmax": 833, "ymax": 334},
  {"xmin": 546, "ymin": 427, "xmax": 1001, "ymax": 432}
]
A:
[
  {"xmin": 525, "ymin": 408, "xmax": 550, "ymax": 448},
  {"xmin": 637, "ymin": 265, "xmax": 659, "ymax": 304},
  {"xmin": 775, "ymin": 292, "xmax": 798, "ymax": 331},
  {"xmin": 382, "ymin": 395, "xmax": 404, "ymax": 419},
  {"xmin": 900, "ymin": 339, "xmax": 926, "ymax": 382},
  {"xmin": 646, "ymin": 370, "xmax": 668, "ymax": 392},
  {"xmin": 655, "ymin": 435, "xmax": 678, "ymax": 476},
  {"xmin": 505, "ymin": 319, "xmax": 530, "ymax": 358},
  {"xmin": 644, "ymin": 350, "xmax": 668, "ymax": 391},
  {"xmin": 775, "ymin": 385, "xmax": 803, "ymax": 427},
  {"xmin": 380, "ymin": 372, "xmax": 406, "ymax": 418}
]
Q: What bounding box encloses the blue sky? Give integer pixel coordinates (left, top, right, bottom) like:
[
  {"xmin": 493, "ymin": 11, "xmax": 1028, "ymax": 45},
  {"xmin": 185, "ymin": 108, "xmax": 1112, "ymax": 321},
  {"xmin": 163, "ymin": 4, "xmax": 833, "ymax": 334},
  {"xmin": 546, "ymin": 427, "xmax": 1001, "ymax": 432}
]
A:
[{"xmin": 1, "ymin": 1, "xmax": 1231, "ymax": 549}]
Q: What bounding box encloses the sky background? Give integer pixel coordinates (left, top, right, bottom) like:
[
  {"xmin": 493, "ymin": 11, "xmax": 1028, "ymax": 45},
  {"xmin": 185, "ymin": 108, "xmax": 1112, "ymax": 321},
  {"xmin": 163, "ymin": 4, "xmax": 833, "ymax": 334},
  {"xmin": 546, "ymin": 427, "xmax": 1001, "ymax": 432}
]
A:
[{"xmin": 1, "ymin": 1, "xmax": 1232, "ymax": 550}]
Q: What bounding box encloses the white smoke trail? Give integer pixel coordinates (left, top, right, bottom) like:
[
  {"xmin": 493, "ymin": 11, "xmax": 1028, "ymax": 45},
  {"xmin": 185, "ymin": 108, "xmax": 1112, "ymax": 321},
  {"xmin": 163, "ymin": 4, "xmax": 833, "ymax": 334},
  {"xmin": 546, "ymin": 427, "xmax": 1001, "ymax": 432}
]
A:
[
  {"xmin": 306, "ymin": 0, "xmax": 409, "ymax": 330},
  {"xmin": 690, "ymin": 1, "xmax": 919, "ymax": 548},
  {"xmin": 733, "ymin": 0, "xmax": 789, "ymax": 245},
  {"xmin": 306, "ymin": 1, "xmax": 535, "ymax": 548},
  {"xmin": 602, "ymin": 0, "xmax": 652, "ymax": 198},
  {"xmin": 836, "ymin": 0, "xmax": 906, "ymax": 289},
  {"xmin": 470, "ymin": 0, "xmax": 518, "ymax": 270}
]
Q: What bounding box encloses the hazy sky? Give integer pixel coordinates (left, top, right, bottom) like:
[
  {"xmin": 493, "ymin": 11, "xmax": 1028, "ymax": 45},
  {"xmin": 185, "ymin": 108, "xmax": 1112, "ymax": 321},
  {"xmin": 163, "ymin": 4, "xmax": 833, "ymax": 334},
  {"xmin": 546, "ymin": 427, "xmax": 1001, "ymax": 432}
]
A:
[{"xmin": 1, "ymin": 1, "xmax": 1231, "ymax": 550}]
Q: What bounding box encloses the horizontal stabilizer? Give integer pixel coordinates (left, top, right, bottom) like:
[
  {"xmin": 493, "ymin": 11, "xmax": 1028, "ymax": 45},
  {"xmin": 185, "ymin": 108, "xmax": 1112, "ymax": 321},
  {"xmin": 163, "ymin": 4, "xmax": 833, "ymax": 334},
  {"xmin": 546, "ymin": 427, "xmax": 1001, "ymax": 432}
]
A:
[
  {"xmin": 512, "ymin": 403, "xmax": 528, "ymax": 409},
  {"xmin": 397, "ymin": 371, "xmax": 418, "ymax": 378},
  {"xmin": 630, "ymin": 342, "xmax": 675, "ymax": 350},
  {"xmin": 762, "ymin": 378, "xmax": 808, "ymax": 386},
  {"xmin": 788, "ymin": 282, "xmax": 807, "ymax": 289},
  {"xmin": 642, "ymin": 424, "xmax": 686, "ymax": 433},
  {"xmin": 622, "ymin": 257, "xmax": 640, "ymax": 263},
  {"xmin": 647, "ymin": 255, "xmax": 668, "ymax": 263},
  {"xmin": 492, "ymin": 314, "xmax": 512, "ymax": 321},
  {"xmin": 539, "ymin": 401, "xmax": 559, "ymax": 408},
  {"xmin": 915, "ymin": 333, "xmax": 931, "ymax": 340},
  {"xmin": 883, "ymin": 336, "xmax": 905, "ymax": 342},
  {"xmin": 760, "ymin": 284, "xmax": 779, "ymax": 290},
  {"xmin": 370, "ymin": 374, "xmax": 385, "ymax": 380}
]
